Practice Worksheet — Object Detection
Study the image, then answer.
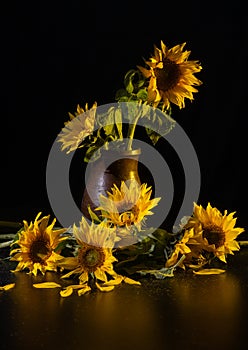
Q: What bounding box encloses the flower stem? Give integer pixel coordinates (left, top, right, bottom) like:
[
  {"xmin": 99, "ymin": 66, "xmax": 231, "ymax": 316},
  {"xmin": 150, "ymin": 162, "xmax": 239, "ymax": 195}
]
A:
[{"xmin": 126, "ymin": 112, "xmax": 141, "ymax": 151}]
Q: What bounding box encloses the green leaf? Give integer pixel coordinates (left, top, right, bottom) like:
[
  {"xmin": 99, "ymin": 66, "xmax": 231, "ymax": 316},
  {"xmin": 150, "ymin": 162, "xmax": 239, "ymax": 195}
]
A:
[
  {"xmin": 84, "ymin": 146, "xmax": 102, "ymax": 163},
  {"xmin": 87, "ymin": 206, "xmax": 101, "ymax": 223},
  {"xmin": 114, "ymin": 108, "xmax": 123, "ymax": 139},
  {"xmin": 117, "ymin": 96, "xmax": 129, "ymax": 102},
  {"xmin": 124, "ymin": 70, "xmax": 137, "ymax": 94},
  {"xmin": 138, "ymin": 255, "xmax": 186, "ymax": 279},
  {"xmin": 115, "ymin": 88, "xmax": 129, "ymax": 101},
  {"xmin": 150, "ymin": 228, "xmax": 176, "ymax": 246},
  {"xmin": 136, "ymin": 88, "xmax": 148, "ymax": 100}
]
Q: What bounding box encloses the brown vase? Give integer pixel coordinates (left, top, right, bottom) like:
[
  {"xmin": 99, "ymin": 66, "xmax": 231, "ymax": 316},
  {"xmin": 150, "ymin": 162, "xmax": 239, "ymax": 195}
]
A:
[{"xmin": 81, "ymin": 148, "xmax": 141, "ymax": 220}]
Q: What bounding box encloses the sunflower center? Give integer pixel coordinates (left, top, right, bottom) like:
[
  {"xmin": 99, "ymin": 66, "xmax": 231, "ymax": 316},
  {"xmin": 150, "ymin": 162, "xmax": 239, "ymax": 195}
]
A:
[
  {"xmin": 29, "ymin": 238, "xmax": 51, "ymax": 264},
  {"xmin": 80, "ymin": 246, "xmax": 105, "ymax": 272},
  {"xmin": 154, "ymin": 58, "xmax": 181, "ymax": 92},
  {"xmin": 202, "ymin": 225, "xmax": 225, "ymax": 248}
]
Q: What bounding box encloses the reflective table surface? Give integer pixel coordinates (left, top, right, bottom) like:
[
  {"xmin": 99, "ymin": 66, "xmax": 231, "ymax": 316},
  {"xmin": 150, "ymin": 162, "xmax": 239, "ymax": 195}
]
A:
[{"xmin": 1, "ymin": 235, "xmax": 248, "ymax": 350}]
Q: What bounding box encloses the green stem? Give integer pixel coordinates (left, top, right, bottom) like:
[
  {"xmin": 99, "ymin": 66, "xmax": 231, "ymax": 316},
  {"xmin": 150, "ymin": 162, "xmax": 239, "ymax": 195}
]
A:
[{"xmin": 126, "ymin": 112, "xmax": 141, "ymax": 151}]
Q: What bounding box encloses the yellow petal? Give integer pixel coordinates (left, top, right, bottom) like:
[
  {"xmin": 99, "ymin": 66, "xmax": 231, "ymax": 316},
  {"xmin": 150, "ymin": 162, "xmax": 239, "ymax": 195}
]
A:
[
  {"xmin": 95, "ymin": 282, "xmax": 115, "ymax": 292},
  {"xmin": 78, "ymin": 285, "xmax": 91, "ymax": 296},
  {"xmin": 33, "ymin": 282, "xmax": 61, "ymax": 288},
  {"xmin": 102, "ymin": 275, "xmax": 124, "ymax": 286},
  {"xmin": 60, "ymin": 286, "xmax": 74, "ymax": 297},
  {"xmin": 193, "ymin": 269, "xmax": 226, "ymax": 275},
  {"xmin": 123, "ymin": 277, "xmax": 141, "ymax": 285},
  {"xmin": 0, "ymin": 283, "xmax": 15, "ymax": 291},
  {"xmin": 94, "ymin": 268, "xmax": 108, "ymax": 282}
]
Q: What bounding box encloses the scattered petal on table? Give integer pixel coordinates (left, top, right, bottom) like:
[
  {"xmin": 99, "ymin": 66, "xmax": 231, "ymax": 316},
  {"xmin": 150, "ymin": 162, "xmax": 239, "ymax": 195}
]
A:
[
  {"xmin": 193, "ymin": 269, "xmax": 226, "ymax": 275},
  {"xmin": 95, "ymin": 282, "xmax": 115, "ymax": 292},
  {"xmin": 60, "ymin": 286, "xmax": 74, "ymax": 297},
  {"xmin": 123, "ymin": 276, "xmax": 141, "ymax": 285},
  {"xmin": 77, "ymin": 285, "xmax": 91, "ymax": 296},
  {"xmin": 33, "ymin": 282, "xmax": 62, "ymax": 288},
  {"xmin": 0, "ymin": 283, "xmax": 16, "ymax": 291}
]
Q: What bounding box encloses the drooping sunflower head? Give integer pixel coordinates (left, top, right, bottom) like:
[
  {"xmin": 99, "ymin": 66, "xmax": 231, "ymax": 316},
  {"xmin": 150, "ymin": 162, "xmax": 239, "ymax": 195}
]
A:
[
  {"xmin": 137, "ymin": 40, "xmax": 202, "ymax": 110},
  {"xmin": 57, "ymin": 101, "xmax": 97, "ymax": 154},
  {"xmin": 184, "ymin": 202, "xmax": 245, "ymax": 262},
  {"xmin": 10, "ymin": 212, "xmax": 68, "ymax": 276},
  {"xmin": 96, "ymin": 180, "xmax": 161, "ymax": 231}
]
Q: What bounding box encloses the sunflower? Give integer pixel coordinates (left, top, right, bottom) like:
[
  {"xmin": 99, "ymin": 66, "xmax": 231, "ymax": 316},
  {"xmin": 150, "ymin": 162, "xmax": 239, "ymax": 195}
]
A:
[
  {"xmin": 165, "ymin": 227, "xmax": 208, "ymax": 270},
  {"xmin": 57, "ymin": 101, "xmax": 97, "ymax": 153},
  {"xmin": 137, "ymin": 41, "xmax": 202, "ymax": 109},
  {"xmin": 58, "ymin": 217, "xmax": 140, "ymax": 295},
  {"xmin": 184, "ymin": 202, "xmax": 245, "ymax": 263},
  {"xmin": 10, "ymin": 212, "xmax": 68, "ymax": 276},
  {"xmin": 96, "ymin": 180, "xmax": 161, "ymax": 231}
]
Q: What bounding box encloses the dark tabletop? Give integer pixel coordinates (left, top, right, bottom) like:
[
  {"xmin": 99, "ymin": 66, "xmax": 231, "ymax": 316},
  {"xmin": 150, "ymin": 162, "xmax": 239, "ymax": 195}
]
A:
[{"xmin": 1, "ymin": 234, "xmax": 248, "ymax": 350}]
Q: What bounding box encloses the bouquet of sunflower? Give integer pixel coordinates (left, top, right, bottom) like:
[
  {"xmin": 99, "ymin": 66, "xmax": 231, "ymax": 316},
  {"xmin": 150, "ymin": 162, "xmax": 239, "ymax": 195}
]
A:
[
  {"xmin": 57, "ymin": 41, "xmax": 202, "ymax": 160},
  {"xmin": 0, "ymin": 40, "xmax": 245, "ymax": 297}
]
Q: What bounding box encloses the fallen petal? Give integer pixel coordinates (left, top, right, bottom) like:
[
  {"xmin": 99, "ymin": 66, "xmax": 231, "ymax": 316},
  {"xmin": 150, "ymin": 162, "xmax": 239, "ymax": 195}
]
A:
[
  {"xmin": 95, "ymin": 282, "xmax": 115, "ymax": 292},
  {"xmin": 193, "ymin": 269, "xmax": 226, "ymax": 275},
  {"xmin": 60, "ymin": 286, "xmax": 74, "ymax": 297},
  {"xmin": 123, "ymin": 277, "xmax": 141, "ymax": 285},
  {"xmin": 0, "ymin": 283, "xmax": 16, "ymax": 291},
  {"xmin": 78, "ymin": 285, "xmax": 91, "ymax": 296},
  {"xmin": 33, "ymin": 282, "xmax": 62, "ymax": 288}
]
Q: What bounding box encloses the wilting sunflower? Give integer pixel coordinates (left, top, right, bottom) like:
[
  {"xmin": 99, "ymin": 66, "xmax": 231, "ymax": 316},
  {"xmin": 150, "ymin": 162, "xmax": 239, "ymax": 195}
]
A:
[
  {"xmin": 137, "ymin": 41, "xmax": 202, "ymax": 109},
  {"xmin": 58, "ymin": 217, "xmax": 140, "ymax": 295},
  {"xmin": 96, "ymin": 180, "xmax": 161, "ymax": 231},
  {"xmin": 10, "ymin": 212, "xmax": 68, "ymax": 276},
  {"xmin": 165, "ymin": 228, "xmax": 207, "ymax": 269},
  {"xmin": 57, "ymin": 101, "xmax": 97, "ymax": 153},
  {"xmin": 184, "ymin": 202, "xmax": 245, "ymax": 263}
]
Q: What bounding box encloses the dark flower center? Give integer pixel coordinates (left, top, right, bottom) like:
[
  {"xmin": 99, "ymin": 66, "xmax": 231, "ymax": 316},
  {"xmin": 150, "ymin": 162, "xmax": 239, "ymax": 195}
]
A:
[
  {"xmin": 80, "ymin": 246, "xmax": 105, "ymax": 272},
  {"xmin": 29, "ymin": 238, "xmax": 51, "ymax": 264},
  {"xmin": 154, "ymin": 58, "xmax": 181, "ymax": 92},
  {"xmin": 202, "ymin": 225, "xmax": 225, "ymax": 248}
]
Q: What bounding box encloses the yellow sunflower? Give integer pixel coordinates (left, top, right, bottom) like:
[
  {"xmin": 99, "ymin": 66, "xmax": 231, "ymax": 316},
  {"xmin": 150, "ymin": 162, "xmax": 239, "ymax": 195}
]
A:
[
  {"xmin": 96, "ymin": 180, "xmax": 161, "ymax": 231},
  {"xmin": 184, "ymin": 202, "xmax": 245, "ymax": 263},
  {"xmin": 58, "ymin": 217, "xmax": 140, "ymax": 295},
  {"xmin": 137, "ymin": 41, "xmax": 202, "ymax": 109},
  {"xmin": 57, "ymin": 101, "xmax": 97, "ymax": 153},
  {"xmin": 10, "ymin": 212, "xmax": 68, "ymax": 276}
]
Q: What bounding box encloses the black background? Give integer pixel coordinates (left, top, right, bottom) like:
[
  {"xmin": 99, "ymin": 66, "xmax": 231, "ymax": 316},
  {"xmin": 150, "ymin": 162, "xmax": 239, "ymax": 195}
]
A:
[{"xmin": 1, "ymin": 1, "xmax": 247, "ymax": 230}]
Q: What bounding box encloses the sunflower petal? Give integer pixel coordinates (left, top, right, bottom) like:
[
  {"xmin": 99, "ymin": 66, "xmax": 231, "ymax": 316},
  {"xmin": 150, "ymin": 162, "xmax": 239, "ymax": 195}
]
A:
[
  {"xmin": 33, "ymin": 282, "xmax": 62, "ymax": 288},
  {"xmin": 78, "ymin": 285, "xmax": 91, "ymax": 296},
  {"xmin": 0, "ymin": 283, "xmax": 15, "ymax": 291},
  {"xmin": 95, "ymin": 282, "xmax": 115, "ymax": 292},
  {"xmin": 60, "ymin": 286, "xmax": 74, "ymax": 297},
  {"xmin": 102, "ymin": 275, "xmax": 124, "ymax": 286},
  {"xmin": 123, "ymin": 277, "xmax": 141, "ymax": 285},
  {"xmin": 193, "ymin": 269, "xmax": 226, "ymax": 275}
]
